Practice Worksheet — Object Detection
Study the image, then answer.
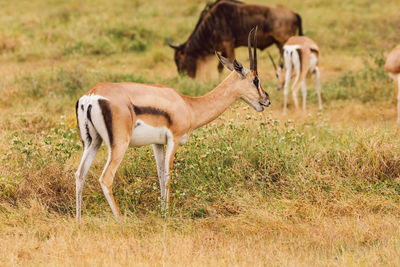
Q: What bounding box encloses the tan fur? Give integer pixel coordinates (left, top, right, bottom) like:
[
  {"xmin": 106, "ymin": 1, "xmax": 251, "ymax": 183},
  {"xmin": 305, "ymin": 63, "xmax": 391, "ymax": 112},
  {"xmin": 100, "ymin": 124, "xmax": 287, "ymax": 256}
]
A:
[
  {"xmin": 385, "ymin": 45, "xmax": 400, "ymax": 75},
  {"xmin": 79, "ymin": 68, "xmax": 269, "ymax": 220},
  {"xmin": 385, "ymin": 45, "xmax": 400, "ymax": 122},
  {"xmin": 284, "ymin": 36, "xmax": 319, "ymax": 93},
  {"xmin": 89, "ymin": 72, "xmax": 266, "ymax": 143},
  {"xmin": 275, "ymin": 36, "xmax": 322, "ymax": 113}
]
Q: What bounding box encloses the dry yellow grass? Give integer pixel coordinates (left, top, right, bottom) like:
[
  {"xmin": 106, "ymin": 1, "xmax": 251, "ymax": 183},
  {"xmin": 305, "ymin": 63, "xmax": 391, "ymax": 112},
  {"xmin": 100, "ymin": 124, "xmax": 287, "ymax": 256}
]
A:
[{"xmin": 2, "ymin": 198, "xmax": 400, "ymax": 266}]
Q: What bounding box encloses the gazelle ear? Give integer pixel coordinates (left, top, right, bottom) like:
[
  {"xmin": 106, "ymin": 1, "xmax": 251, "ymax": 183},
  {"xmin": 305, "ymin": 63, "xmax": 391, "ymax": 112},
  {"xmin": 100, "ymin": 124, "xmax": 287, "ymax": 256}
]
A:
[
  {"xmin": 233, "ymin": 59, "xmax": 246, "ymax": 78},
  {"xmin": 215, "ymin": 52, "xmax": 246, "ymax": 78},
  {"xmin": 233, "ymin": 59, "xmax": 243, "ymax": 73},
  {"xmin": 215, "ymin": 52, "xmax": 234, "ymax": 71}
]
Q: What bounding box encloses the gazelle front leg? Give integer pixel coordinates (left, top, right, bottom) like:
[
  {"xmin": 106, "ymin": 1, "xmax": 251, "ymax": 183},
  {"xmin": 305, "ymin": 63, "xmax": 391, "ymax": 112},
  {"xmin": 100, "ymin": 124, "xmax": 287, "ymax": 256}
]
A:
[
  {"xmin": 292, "ymin": 66, "xmax": 301, "ymax": 110},
  {"xmin": 283, "ymin": 66, "xmax": 292, "ymax": 115},
  {"xmin": 152, "ymin": 144, "xmax": 166, "ymax": 203},
  {"xmin": 315, "ymin": 66, "xmax": 323, "ymax": 110},
  {"xmin": 162, "ymin": 135, "xmax": 179, "ymax": 211},
  {"xmin": 301, "ymin": 80, "xmax": 307, "ymax": 111}
]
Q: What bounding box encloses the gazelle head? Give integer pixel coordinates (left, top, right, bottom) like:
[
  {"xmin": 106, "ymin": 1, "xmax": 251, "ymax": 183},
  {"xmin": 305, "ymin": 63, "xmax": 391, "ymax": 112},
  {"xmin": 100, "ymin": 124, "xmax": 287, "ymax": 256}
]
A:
[
  {"xmin": 216, "ymin": 27, "xmax": 271, "ymax": 112},
  {"xmin": 268, "ymin": 52, "xmax": 285, "ymax": 91}
]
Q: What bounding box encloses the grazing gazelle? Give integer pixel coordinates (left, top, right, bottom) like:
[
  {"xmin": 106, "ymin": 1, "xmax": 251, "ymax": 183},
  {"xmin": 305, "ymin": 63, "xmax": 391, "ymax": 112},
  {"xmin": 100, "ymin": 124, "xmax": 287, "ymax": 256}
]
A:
[
  {"xmin": 385, "ymin": 45, "xmax": 400, "ymax": 123},
  {"xmin": 269, "ymin": 36, "xmax": 322, "ymax": 114},
  {"xmin": 74, "ymin": 28, "xmax": 270, "ymax": 221}
]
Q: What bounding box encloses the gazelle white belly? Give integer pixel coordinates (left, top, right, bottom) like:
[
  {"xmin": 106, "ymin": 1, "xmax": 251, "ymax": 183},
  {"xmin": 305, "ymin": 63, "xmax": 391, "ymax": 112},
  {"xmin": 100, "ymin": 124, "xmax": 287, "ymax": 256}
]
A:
[{"xmin": 130, "ymin": 120, "xmax": 169, "ymax": 147}]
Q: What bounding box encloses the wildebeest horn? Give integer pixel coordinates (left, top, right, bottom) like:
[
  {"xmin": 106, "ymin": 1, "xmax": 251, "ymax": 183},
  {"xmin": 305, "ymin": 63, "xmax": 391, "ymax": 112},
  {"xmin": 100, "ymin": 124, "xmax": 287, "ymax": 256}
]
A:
[
  {"xmin": 268, "ymin": 51, "xmax": 277, "ymax": 71},
  {"xmin": 253, "ymin": 26, "xmax": 258, "ymax": 73},
  {"xmin": 168, "ymin": 38, "xmax": 180, "ymax": 49},
  {"xmin": 248, "ymin": 27, "xmax": 255, "ymax": 70}
]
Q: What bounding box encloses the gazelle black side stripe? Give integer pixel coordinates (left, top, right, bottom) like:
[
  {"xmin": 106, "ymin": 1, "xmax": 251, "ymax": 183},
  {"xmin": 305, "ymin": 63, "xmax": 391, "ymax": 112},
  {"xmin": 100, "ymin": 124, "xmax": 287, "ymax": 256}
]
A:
[{"xmin": 132, "ymin": 105, "xmax": 173, "ymax": 126}]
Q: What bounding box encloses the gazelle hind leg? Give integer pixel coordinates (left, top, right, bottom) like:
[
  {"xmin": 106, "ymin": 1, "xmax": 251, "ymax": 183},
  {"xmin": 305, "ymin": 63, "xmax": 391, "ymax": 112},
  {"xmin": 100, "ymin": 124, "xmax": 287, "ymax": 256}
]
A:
[
  {"xmin": 152, "ymin": 144, "xmax": 166, "ymax": 202},
  {"xmin": 301, "ymin": 80, "xmax": 307, "ymax": 111},
  {"xmin": 283, "ymin": 82, "xmax": 290, "ymax": 115},
  {"xmin": 75, "ymin": 136, "xmax": 102, "ymax": 220},
  {"xmin": 99, "ymin": 142, "xmax": 129, "ymax": 221},
  {"xmin": 290, "ymin": 50, "xmax": 301, "ymax": 110},
  {"xmin": 315, "ymin": 67, "xmax": 323, "ymax": 110},
  {"xmin": 292, "ymin": 90, "xmax": 299, "ymax": 110},
  {"xmin": 283, "ymin": 50, "xmax": 292, "ymax": 115}
]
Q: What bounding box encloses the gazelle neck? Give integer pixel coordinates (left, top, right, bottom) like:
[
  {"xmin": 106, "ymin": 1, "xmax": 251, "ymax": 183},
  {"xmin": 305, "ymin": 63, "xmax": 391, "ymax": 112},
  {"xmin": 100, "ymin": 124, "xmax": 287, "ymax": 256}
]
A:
[{"xmin": 184, "ymin": 72, "xmax": 241, "ymax": 130}]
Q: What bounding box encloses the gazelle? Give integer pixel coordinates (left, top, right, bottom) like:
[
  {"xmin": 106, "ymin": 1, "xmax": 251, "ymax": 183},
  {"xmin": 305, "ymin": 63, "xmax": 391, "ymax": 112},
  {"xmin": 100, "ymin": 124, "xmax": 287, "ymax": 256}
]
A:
[
  {"xmin": 74, "ymin": 28, "xmax": 270, "ymax": 221},
  {"xmin": 269, "ymin": 36, "xmax": 322, "ymax": 114},
  {"xmin": 385, "ymin": 45, "xmax": 400, "ymax": 123}
]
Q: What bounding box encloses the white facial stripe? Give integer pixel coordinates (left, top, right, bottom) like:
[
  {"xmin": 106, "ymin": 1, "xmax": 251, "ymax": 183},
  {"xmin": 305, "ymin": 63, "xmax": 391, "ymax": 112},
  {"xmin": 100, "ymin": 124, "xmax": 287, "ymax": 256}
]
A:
[{"xmin": 256, "ymin": 82, "xmax": 264, "ymax": 97}]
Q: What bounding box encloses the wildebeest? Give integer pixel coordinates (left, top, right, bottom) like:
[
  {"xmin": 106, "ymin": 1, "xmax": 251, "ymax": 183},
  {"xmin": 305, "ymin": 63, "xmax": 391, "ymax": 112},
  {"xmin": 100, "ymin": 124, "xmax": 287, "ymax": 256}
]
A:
[{"xmin": 168, "ymin": 0, "xmax": 303, "ymax": 78}]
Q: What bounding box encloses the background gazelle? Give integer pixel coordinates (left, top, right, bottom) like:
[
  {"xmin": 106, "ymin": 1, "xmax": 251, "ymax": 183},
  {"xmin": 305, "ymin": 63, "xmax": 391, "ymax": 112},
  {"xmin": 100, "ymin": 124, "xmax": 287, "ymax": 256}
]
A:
[
  {"xmin": 75, "ymin": 28, "xmax": 270, "ymax": 221},
  {"xmin": 385, "ymin": 45, "xmax": 400, "ymax": 123},
  {"xmin": 269, "ymin": 36, "xmax": 322, "ymax": 114}
]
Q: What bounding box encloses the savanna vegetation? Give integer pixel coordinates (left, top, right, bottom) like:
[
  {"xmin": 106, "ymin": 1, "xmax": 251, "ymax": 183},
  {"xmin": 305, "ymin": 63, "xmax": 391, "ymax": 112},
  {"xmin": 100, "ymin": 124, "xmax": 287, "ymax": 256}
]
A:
[{"xmin": 0, "ymin": 0, "xmax": 400, "ymax": 265}]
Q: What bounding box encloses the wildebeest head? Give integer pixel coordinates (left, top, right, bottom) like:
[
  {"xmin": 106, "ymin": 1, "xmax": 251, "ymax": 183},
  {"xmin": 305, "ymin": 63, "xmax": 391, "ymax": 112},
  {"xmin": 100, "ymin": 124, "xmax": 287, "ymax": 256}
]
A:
[
  {"xmin": 168, "ymin": 41, "xmax": 197, "ymax": 77},
  {"xmin": 216, "ymin": 27, "xmax": 271, "ymax": 112}
]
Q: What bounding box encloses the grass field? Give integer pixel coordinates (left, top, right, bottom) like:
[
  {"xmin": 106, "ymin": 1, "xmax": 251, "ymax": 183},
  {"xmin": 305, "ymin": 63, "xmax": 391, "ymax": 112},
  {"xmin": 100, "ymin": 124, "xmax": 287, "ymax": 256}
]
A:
[{"xmin": 1, "ymin": 0, "xmax": 400, "ymax": 266}]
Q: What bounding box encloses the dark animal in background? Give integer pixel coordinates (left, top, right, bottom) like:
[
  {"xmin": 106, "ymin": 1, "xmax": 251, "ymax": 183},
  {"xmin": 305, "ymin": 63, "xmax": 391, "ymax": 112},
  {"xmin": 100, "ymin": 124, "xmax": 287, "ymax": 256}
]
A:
[{"xmin": 168, "ymin": 0, "xmax": 303, "ymax": 78}]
